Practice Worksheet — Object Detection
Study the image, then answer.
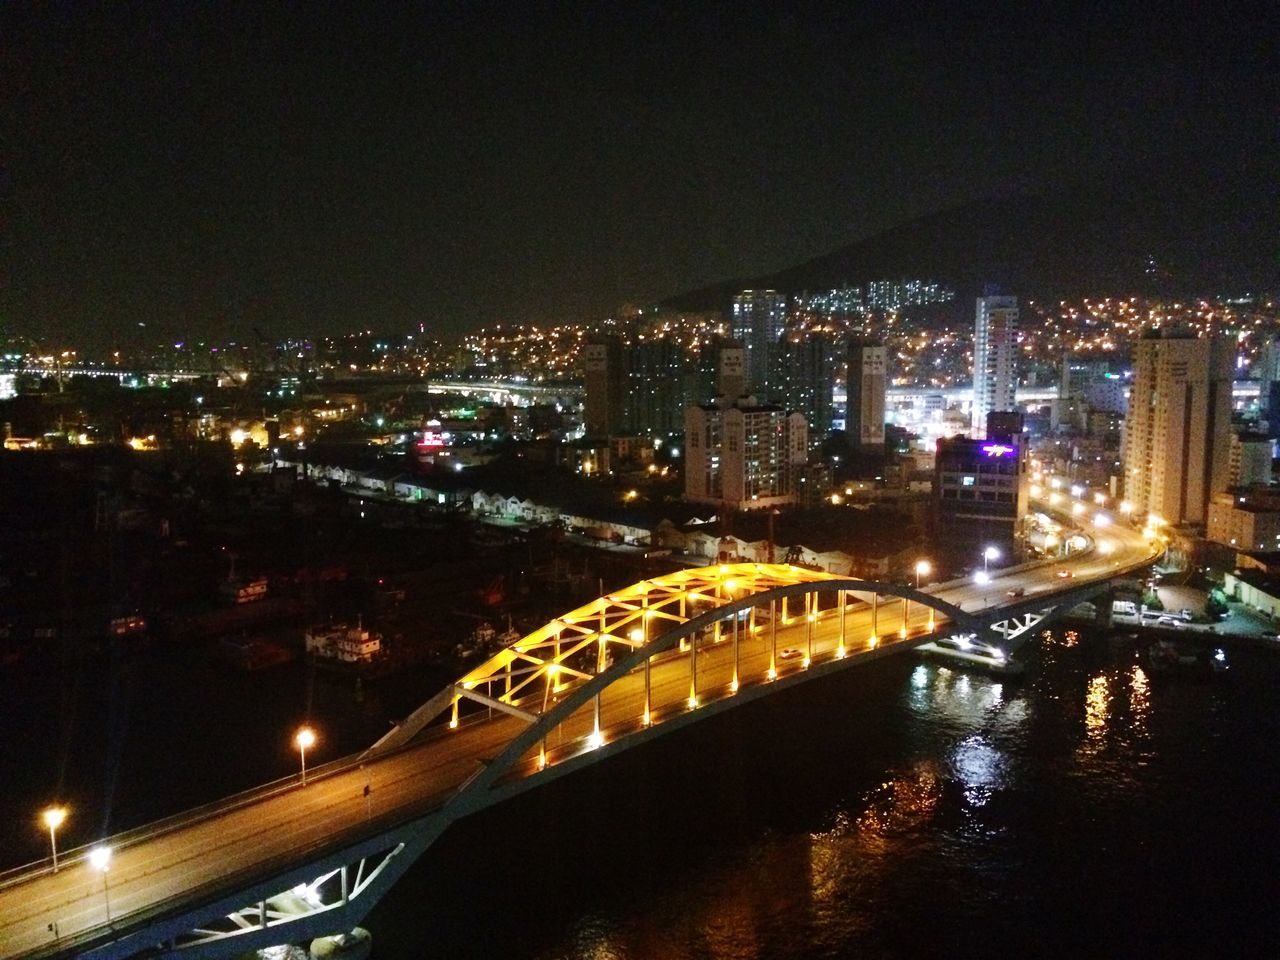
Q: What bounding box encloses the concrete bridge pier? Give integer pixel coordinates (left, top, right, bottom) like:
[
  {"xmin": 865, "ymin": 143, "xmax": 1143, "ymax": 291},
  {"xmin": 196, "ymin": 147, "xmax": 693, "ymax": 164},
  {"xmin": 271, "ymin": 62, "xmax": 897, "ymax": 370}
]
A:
[{"xmin": 1093, "ymin": 588, "xmax": 1114, "ymax": 628}]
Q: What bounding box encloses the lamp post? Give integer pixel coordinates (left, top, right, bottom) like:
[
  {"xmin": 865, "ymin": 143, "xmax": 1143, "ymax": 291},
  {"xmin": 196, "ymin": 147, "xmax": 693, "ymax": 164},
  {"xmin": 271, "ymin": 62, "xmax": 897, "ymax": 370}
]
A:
[
  {"xmin": 295, "ymin": 727, "xmax": 316, "ymax": 785},
  {"xmin": 911, "ymin": 560, "xmax": 931, "ymax": 634},
  {"xmin": 983, "ymin": 546, "xmax": 1000, "ymax": 574},
  {"xmin": 41, "ymin": 806, "xmax": 67, "ymax": 873},
  {"xmin": 914, "ymin": 559, "xmax": 931, "ymax": 590},
  {"xmin": 88, "ymin": 845, "xmax": 112, "ymax": 922}
]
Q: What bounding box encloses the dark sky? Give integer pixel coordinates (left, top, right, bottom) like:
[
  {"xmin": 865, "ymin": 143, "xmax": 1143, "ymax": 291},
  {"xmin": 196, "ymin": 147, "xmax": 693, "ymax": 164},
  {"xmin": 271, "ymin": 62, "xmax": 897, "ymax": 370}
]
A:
[{"xmin": 1, "ymin": 2, "xmax": 1273, "ymax": 348}]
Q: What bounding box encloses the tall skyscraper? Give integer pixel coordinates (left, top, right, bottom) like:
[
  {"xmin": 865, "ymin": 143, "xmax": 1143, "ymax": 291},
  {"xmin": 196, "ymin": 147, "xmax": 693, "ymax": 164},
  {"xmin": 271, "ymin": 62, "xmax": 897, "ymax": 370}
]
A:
[
  {"xmin": 1121, "ymin": 331, "xmax": 1233, "ymax": 525},
  {"xmin": 582, "ymin": 337, "xmax": 624, "ymax": 438},
  {"xmin": 972, "ymin": 295, "xmax": 1018, "ymax": 435},
  {"xmin": 731, "ymin": 289, "xmax": 787, "ymax": 398},
  {"xmin": 846, "ymin": 339, "xmax": 887, "ymax": 450}
]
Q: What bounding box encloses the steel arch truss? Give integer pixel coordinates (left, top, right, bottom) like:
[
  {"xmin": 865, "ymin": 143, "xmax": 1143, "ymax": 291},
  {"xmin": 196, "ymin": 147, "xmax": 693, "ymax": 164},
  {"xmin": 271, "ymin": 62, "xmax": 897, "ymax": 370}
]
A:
[
  {"xmin": 369, "ymin": 564, "xmax": 974, "ymax": 811},
  {"xmin": 171, "ymin": 846, "xmax": 400, "ymax": 950}
]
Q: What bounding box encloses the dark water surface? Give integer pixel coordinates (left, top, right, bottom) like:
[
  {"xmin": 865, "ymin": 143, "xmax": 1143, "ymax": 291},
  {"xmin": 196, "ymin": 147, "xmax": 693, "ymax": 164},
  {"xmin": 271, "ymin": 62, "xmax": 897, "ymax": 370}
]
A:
[
  {"xmin": 368, "ymin": 631, "xmax": 1280, "ymax": 959},
  {"xmin": 4, "ymin": 630, "xmax": 1278, "ymax": 959}
]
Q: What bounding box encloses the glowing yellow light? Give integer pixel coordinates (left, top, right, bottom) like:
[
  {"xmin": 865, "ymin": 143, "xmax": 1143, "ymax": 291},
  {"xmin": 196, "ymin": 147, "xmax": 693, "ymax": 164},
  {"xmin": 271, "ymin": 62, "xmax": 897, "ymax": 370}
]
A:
[
  {"xmin": 42, "ymin": 806, "xmax": 67, "ymax": 831},
  {"xmin": 899, "ymin": 626, "xmax": 907, "ymax": 638},
  {"xmin": 729, "ymin": 678, "xmax": 739, "ymax": 692},
  {"xmin": 629, "ymin": 628, "xmax": 643, "ymax": 643},
  {"xmin": 538, "ymin": 747, "xmax": 547, "ymax": 769},
  {"xmin": 1029, "ymin": 484, "xmax": 1042, "ymax": 498},
  {"xmin": 230, "ymin": 428, "xmax": 248, "ymax": 446},
  {"xmin": 1071, "ymin": 502, "xmax": 1085, "ymax": 516},
  {"xmin": 767, "ymin": 666, "xmax": 777, "ymax": 680},
  {"xmin": 724, "ymin": 579, "xmax": 738, "ymax": 592},
  {"xmin": 587, "ymin": 729, "xmax": 604, "ymax": 750},
  {"xmin": 801, "ymin": 657, "xmax": 811, "ymax": 669},
  {"xmin": 808, "ymin": 613, "xmax": 817, "ymax": 622},
  {"xmin": 687, "ymin": 695, "xmax": 698, "ymax": 709},
  {"xmin": 836, "ymin": 644, "xmax": 846, "ymax": 658},
  {"xmin": 642, "ymin": 707, "xmax": 651, "ymax": 726},
  {"xmin": 294, "ymin": 727, "xmax": 316, "ymax": 750},
  {"xmin": 868, "ymin": 635, "xmax": 878, "ymax": 649}
]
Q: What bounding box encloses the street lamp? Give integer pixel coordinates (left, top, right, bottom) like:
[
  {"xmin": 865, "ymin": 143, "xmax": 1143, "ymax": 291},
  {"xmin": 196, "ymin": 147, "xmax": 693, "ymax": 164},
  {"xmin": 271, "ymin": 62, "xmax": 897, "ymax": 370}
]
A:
[
  {"xmin": 982, "ymin": 546, "xmax": 1000, "ymax": 573},
  {"xmin": 88, "ymin": 845, "xmax": 112, "ymax": 922},
  {"xmin": 914, "ymin": 559, "xmax": 931, "ymax": 589},
  {"xmin": 41, "ymin": 806, "xmax": 67, "ymax": 873},
  {"xmin": 974, "ymin": 570, "xmax": 991, "ymax": 586},
  {"xmin": 295, "ymin": 727, "xmax": 316, "ymax": 785}
]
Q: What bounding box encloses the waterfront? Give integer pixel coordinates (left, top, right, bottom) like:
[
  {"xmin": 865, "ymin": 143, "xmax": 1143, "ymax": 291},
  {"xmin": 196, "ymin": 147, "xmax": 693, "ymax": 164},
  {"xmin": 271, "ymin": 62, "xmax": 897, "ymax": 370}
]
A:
[
  {"xmin": 2, "ymin": 627, "xmax": 1277, "ymax": 958},
  {"xmin": 367, "ymin": 629, "xmax": 1279, "ymax": 959}
]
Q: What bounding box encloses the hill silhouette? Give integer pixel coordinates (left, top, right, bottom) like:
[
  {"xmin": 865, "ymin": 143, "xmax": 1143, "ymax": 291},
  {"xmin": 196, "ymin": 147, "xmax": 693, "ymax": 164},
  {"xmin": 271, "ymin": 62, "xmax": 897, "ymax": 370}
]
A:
[{"xmin": 662, "ymin": 150, "xmax": 1276, "ymax": 311}]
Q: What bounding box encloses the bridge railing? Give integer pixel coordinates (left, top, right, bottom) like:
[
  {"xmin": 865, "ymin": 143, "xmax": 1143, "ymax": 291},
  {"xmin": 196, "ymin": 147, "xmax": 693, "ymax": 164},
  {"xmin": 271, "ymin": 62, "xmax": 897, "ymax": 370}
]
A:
[{"xmin": 0, "ymin": 704, "xmax": 483, "ymax": 891}]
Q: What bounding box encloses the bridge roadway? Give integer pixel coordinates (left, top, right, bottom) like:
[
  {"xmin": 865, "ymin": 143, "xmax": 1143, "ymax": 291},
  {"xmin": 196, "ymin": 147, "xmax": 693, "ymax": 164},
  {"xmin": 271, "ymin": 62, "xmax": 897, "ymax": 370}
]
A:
[{"xmin": 0, "ymin": 516, "xmax": 1154, "ymax": 959}]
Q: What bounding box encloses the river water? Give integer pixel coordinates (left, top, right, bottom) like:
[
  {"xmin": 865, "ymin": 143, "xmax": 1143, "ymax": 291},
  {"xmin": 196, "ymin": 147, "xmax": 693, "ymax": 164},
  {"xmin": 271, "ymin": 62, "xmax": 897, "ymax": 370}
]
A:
[
  {"xmin": 365, "ymin": 629, "xmax": 1280, "ymax": 959},
  {"xmin": 3, "ymin": 628, "xmax": 1277, "ymax": 958}
]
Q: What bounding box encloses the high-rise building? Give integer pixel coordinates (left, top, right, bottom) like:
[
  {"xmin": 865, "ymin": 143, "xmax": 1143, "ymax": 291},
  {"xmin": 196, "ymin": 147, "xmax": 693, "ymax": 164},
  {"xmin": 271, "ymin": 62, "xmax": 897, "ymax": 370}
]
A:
[
  {"xmin": 717, "ymin": 342, "xmax": 747, "ymax": 403},
  {"xmin": 779, "ymin": 329, "xmax": 841, "ymax": 442},
  {"xmin": 1229, "ymin": 431, "xmax": 1273, "ymax": 488},
  {"xmin": 972, "ymin": 295, "xmax": 1018, "ymax": 435},
  {"xmin": 1257, "ymin": 338, "xmax": 1280, "ymax": 418},
  {"xmin": 1121, "ymin": 331, "xmax": 1234, "ymax": 526},
  {"xmin": 623, "ymin": 337, "xmax": 690, "ymax": 441},
  {"xmin": 685, "ymin": 400, "xmax": 808, "ymax": 511},
  {"xmin": 582, "ymin": 337, "xmax": 625, "ymax": 438},
  {"xmin": 731, "ymin": 290, "xmax": 787, "ymax": 398},
  {"xmin": 847, "ymin": 339, "xmax": 887, "ymax": 450}
]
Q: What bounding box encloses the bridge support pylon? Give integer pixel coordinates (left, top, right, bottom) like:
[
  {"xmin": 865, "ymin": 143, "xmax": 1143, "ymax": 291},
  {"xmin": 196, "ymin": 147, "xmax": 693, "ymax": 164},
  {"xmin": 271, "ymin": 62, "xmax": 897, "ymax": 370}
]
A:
[{"xmin": 1094, "ymin": 588, "xmax": 1114, "ymax": 628}]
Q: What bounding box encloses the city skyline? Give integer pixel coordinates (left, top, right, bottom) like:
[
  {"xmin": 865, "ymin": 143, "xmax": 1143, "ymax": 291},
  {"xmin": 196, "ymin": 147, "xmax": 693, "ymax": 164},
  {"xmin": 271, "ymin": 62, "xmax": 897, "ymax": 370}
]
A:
[{"xmin": 3, "ymin": 3, "xmax": 1273, "ymax": 349}]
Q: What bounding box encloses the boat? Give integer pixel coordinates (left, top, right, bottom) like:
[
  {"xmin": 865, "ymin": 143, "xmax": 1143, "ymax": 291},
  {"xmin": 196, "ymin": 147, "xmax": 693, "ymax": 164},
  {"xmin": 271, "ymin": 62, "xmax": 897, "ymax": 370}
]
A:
[
  {"xmin": 1143, "ymin": 639, "xmax": 1227, "ymax": 676},
  {"xmin": 305, "ymin": 622, "xmax": 383, "ymax": 664},
  {"xmin": 917, "ymin": 634, "xmax": 1025, "ymax": 676}
]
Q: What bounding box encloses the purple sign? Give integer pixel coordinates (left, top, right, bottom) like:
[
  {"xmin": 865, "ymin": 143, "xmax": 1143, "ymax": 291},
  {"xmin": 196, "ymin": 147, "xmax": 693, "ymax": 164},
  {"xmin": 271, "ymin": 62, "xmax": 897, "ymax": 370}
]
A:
[{"xmin": 982, "ymin": 443, "xmax": 1015, "ymax": 458}]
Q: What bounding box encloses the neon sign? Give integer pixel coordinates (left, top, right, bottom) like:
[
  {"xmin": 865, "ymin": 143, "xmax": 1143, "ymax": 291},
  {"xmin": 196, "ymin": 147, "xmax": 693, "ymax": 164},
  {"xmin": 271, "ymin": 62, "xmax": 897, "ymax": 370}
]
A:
[{"xmin": 981, "ymin": 443, "xmax": 1015, "ymax": 458}]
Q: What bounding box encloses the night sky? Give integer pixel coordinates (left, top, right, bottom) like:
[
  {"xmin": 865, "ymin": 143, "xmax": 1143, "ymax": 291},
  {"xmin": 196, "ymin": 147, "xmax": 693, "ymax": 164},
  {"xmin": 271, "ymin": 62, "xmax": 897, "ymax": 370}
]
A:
[{"xmin": 1, "ymin": 2, "xmax": 1273, "ymax": 348}]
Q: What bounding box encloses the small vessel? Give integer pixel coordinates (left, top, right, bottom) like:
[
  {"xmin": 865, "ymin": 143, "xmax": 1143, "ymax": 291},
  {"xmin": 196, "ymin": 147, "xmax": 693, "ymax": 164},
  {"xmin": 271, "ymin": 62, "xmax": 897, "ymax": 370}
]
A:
[
  {"xmin": 305, "ymin": 622, "xmax": 382, "ymax": 663},
  {"xmin": 917, "ymin": 634, "xmax": 1025, "ymax": 676},
  {"xmin": 1143, "ymin": 639, "xmax": 1227, "ymax": 676}
]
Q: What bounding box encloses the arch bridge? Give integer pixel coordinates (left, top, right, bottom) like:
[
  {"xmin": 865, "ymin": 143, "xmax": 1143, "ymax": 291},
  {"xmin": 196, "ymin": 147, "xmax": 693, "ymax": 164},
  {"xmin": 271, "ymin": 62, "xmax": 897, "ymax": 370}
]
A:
[{"xmin": 7, "ymin": 561, "xmax": 1135, "ymax": 960}]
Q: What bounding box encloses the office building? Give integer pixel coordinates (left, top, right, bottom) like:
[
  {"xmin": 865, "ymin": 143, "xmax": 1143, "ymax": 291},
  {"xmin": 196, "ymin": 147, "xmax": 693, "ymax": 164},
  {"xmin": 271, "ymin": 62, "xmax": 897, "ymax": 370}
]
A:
[
  {"xmin": 685, "ymin": 400, "xmax": 808, "ymax": 511},
  {"xmin": 972, "ymin": 295, "xmax": 1018, "ymax": 435},
  {"xmin": 934, "ymin": 411, "xmax": 1030, "ymax": 551},
  {"xmin": 847, "ymin": 339, "xmax": 887, "ymax": 450},
  {"xmin": 1121, "ymin": 331, "xmax": 1233, "ymax": 526},
  {"xmin": 731, "ymin": 289, "xmax": 787, "ymax": 399}
]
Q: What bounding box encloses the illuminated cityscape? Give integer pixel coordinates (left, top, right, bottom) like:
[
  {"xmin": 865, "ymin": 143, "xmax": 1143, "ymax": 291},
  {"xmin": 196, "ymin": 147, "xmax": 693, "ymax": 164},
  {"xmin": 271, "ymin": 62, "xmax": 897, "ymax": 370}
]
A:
[{"xmin": 1, "ymin": 4, "xmax": 1276, "ymax": 960}]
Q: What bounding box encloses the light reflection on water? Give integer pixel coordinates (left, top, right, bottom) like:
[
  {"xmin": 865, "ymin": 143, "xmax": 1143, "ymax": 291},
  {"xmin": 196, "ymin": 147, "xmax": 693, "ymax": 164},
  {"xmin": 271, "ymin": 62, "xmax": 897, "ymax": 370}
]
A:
[{"xmin": 371, "ymin": 630, "xmax": 1280, "ymax": 960}]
